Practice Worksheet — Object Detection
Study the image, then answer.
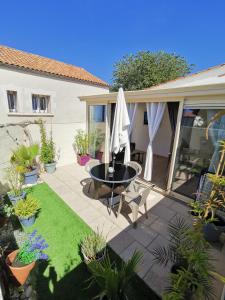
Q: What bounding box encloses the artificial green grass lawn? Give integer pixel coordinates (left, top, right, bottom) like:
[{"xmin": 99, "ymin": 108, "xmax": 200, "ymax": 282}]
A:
[{"xmin": 23, "ymin": 183, "xmax": 159, "ymax": 300}]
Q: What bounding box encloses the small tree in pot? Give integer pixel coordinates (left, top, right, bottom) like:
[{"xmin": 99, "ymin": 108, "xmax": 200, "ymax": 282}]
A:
[
  {"xmin": 74, "ymin": 130, "xmax": 90, "ymax": 166},
  {"xmin": 14, "ymin": 195, "xmax": 40, "ymax": 227},
  {"xmin": 5, "ymin": 165, "xmax": 26, "ymax": 205},
  {"xmin": 10, "ymin": 144, "xmax": 39, "ymax": 185},
  {"xmin": 39, "ymin": 120, "xmax": 56, "ymax": 174},
  {"xmin": 6, "ymin": 230, "xmax": 48, "ymax": 285}
]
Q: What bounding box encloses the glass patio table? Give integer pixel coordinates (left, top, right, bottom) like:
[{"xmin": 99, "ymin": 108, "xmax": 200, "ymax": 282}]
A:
[{"xmin": 90, "ymin": 163, "xmax": 137, "ymax": 214}]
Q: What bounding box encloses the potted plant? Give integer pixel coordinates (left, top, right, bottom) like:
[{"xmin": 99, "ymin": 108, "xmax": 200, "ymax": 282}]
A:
[
  {"xmin": 150, "ymin": 217, "xmax": 215, "ymax": 300},
  {"xmin": 190, "ymin": 140, "xmax": 225, "ymax": 242},
  {"xmin": 14, "ymin": 195, "xmax": 40, "ymax": 227},
  {"xmin": 88, "ymin": 250, "xmax": 142, "ymax": 300},
  {"xmin": 39, "ymin": 120, "xmax": 57, "ymax": 173},
  {"xmin": 89, "ymin": 129, "xmax": 105, "ymax": 162},
  {"xmin": 5, "ymin": 165, "xmax": 26, "ymax": 205},
  {"xmin": 10, "ymin": 144, "xmax": 39, "ymax": 185},
  {"xmin": 81, "ymin": 230, "xmax": 106, "ymax": 264},
  {"xmin": 0, "ymin": 198, "xmax": 14, "ymax": 227},
  {"xmin": 74, "ymin": 130, "xmax": 90, "ymax": 166},
  {"xmin": 6, "ymin": 230, "xmax": 48, "ymax": 285}
]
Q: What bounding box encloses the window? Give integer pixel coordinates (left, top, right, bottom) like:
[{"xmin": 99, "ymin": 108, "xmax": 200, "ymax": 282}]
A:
[
  {"xmin": 32, "ymin": 94, "xmax": 50, "ymax": 113},
  {"xmin": 93, "ymin": 105, "xmax": 105, "ymax": 122},
  {"xmin": 7, "ymin": 91, "xmax": 17, "ymax": 112},
  {"xmin": 171, "ymin": 108, "xmax": 225, "ymax": 199}
]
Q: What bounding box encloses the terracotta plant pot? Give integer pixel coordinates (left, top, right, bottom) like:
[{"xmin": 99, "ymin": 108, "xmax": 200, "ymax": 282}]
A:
[
  {"xmin": 77, "ymin": 154, "xmax": 90, "ymax": 166},
  {"xmin": 6, "ymin": 250, "xmax": 35, "ymax": 285}
]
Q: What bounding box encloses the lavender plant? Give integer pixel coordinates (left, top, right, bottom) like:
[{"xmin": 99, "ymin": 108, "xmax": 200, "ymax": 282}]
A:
[{"xmin": 13, "ymin": 230, "xmax": 49, "ymax": 267}]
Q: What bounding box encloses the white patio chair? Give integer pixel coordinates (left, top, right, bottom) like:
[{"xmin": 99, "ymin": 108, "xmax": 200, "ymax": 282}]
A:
[
  {"xmin": 125, "ymin": 161, "xmax": 142, "ymax": 192},
  {"xmin": 85, "ymin": 159, "xmax": 100, "ymax": 194},
  {"xmin": 117, "ymin": 184, "xmax": 154, "ymax": 227}
]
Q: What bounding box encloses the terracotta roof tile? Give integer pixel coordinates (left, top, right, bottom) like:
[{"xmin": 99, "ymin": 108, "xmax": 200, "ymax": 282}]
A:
[{"xmin": 0, "ymin": 45, "xmax": 108, "ymax": 87}]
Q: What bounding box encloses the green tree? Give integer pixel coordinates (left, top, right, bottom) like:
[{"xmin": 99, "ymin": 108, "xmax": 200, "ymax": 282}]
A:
[{"xmin": 111, "ymin": 51, "xmax": 193, "ymax": 91}]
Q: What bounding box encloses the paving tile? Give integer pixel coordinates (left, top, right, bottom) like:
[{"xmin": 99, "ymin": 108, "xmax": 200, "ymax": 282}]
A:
[
  {"xmin": 170, "ymin": 200, "xmax": 189, "ymax": 215},
  {"xmin": 120, "ymin": 241, "xmax": 155, "ymax": 278},
  {"xmin": 144, "ymin": 263, "xmax": 171, "ymax": 297},
  {"xmin": 88, "ymin": 216, "xmax": 116, "ymax": 238},
  {"xmin": 127, "ymin": 223, "xmax": 158, "ymax": 247},
  {"xmin": 108, "ymin": 230, "xmax": 135, "ymax": 255},
  {"xmin": 140, "ymin": 212, "xmax": 159, "ymax": 226},
  {"xmin": 78, "ymin": 206, "xmax": 101, "ymax": 224},
  {"xmin": 147, "ymin": 234, "xmax": 169, "ymax": 252},
  {"xmin": 149, "ymin": 203, "xmax": 176, "ymax": 222},
  {"xmin": 158, "ymin": 197, "xmax": 175, "ymax": 208},
  {"xmin": 149, "ymin": 218, "xmax": 169, "ymax": 238}
]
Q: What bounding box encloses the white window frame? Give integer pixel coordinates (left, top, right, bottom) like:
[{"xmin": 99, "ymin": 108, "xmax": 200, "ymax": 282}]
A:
[
  {"xmin": 32, "ymin": 94, "xmax": 50, "ymax": 113},
  {"xmin": 7, "ymin": 90, "xmax": 17, "ymax": 112}
]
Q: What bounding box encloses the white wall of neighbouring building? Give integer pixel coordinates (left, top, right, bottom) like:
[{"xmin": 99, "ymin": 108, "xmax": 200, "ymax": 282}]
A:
[{"xmin": 0, "ymin": 66, "xmax": 109, "ymax": 181}]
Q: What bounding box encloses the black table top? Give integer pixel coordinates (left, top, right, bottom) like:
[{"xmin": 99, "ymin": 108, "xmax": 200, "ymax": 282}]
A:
[{"xmin": 90, "ymin": 163, "xmax": 137, "ymax": 184}]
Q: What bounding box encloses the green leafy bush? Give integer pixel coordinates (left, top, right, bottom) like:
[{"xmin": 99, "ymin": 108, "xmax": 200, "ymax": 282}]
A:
[
  {"xmin": 39, "ymin": 120, "xmax": 56, "ymax": 164},
  {"xmin": 81, "ymin": 230, "xmax": 106, "ymax": 261},
  {"xmin": 10, "ymin": 144, "xmax": 39, "ymax": 173},
  {"xmin": 14, "ymin": 195, "xmax": 39, "ymax": 218}
]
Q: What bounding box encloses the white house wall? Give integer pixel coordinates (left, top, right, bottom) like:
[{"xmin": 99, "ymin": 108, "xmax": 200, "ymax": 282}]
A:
[{"xmin": 0, "ymin": 66, "xmax": 109, "ymax": 175}]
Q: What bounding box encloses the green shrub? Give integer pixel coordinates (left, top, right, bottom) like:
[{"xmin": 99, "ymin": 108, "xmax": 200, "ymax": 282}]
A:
[
  {"xmin": 39, "ymin": 120, "xmax": 56, "ymax": 164},
  {"xmin": 14, "ymin": 195, "xmax": 39, "ymax": 218},
  {"xmin": 81, "ymin": 230, "xmax": 106, "ymax": 261},
  {"xmin": 10, "ymin": 144, "xmax": 39, "ymax": 174}
]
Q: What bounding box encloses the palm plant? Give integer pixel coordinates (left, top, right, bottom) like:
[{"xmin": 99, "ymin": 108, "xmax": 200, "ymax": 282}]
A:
[
  {"xmin": 88, "ymin": 250, "xmax": 142, "ymax": 300},
  {"xmin": 151, "ymin": 217, "xmax": 215, "ymax": 300},
  {"xmin": 10, "ymin": 144, "xmax": 39, "ymax": 173}
]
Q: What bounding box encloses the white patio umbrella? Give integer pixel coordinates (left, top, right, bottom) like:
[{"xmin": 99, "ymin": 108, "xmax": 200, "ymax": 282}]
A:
[{"xmin": 110, "ymin": 87, "xmax": 130, "ymax": 164}]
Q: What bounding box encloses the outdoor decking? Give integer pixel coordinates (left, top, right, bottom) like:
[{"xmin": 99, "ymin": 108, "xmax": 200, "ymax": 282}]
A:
[{"xmin": 41, "ymin": 163, "xmax": 225, "ymax": 298}]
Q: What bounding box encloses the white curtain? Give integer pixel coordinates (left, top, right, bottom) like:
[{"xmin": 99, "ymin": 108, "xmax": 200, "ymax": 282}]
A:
[
  {"xmin": 127, "ymin": 103, "xmax": 138, "ymax": 135},
  {"xmin": 144, "ymin": 102, "xmax": 166, "ymax": 181}
]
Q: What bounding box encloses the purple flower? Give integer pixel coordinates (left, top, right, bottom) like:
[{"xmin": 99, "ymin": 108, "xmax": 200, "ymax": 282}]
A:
[
  {"xmin": 29, "ymin": 230, "xmax": 38, "ymax": 239},
  {"xmin": 39, "ymin": 253, "xmax": 48, "ymax": 260},
  {"xmin": 42, "ymin": 243, "xmax": 49, "ymax": 250},
  {"xmin": 35, "ymin": 235, "xmax": 42, "ymax": 242}
]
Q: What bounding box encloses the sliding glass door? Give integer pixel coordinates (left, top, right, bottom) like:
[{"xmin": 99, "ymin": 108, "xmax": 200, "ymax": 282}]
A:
[
  {"xmin": 88, "ymin": 105, "xmax": 107, "ymax": 162},
  {"xmin": 171, "ymin": 107, "xmax": 225, "ymax": 199}
]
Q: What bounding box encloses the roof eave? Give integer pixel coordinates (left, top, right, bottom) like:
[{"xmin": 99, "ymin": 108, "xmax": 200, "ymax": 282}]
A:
[{"xmin": 79, "ymin": 82, "xmax": 225, "ymax": 103}]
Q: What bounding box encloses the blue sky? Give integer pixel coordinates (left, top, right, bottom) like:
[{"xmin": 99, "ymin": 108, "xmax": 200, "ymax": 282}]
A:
[{"xmin": 1, "ymin": 0, "xmax": 225, "ymax": 84}]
